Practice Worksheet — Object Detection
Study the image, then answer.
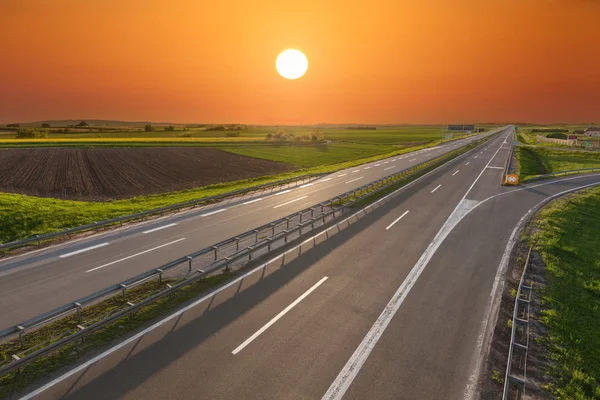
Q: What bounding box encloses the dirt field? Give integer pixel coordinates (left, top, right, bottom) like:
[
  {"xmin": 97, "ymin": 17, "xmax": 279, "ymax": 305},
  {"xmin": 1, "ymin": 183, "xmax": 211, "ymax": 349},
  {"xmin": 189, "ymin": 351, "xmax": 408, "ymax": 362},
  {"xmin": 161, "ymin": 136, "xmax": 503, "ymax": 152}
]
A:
[{"xmin": 0, "ymin": 147, "xmax": 295, "ymax": 200}]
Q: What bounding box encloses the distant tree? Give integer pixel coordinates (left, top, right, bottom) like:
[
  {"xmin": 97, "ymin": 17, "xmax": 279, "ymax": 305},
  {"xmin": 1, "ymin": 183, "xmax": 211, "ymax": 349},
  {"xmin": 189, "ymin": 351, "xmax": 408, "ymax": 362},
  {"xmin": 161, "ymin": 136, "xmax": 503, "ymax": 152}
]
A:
[
  {"xmin": 63, "ymin": 127, "xmax": 70, "ymax": 133},
  {"xmin": 77, "ymin": 121, "xmax": 88, "ymax": 127},
  {"xmin": 164, "ymin": 125, "xmax": 175, "ymax": 131},
  {"xmin": 547, "ymin": 132, "xmax": 568, "ymax": 140},
  {"xmin": 144, "ymin": 124, "xmax": 154, "ymax": 132},
  {"xmin": 6, "ymin": 123, "xmax": 19, "ymax": 128},
  {"xmin": 266, "ymin": 133, "xmax": 273, "ymax": 139},
  {"xmin": 41, "ymin": 123, "xmax": 51, "ymax": 128},
  {"xmin": 226, "ymin": 131, "xmax": 241, "ymax": 137},
  {"xmin": 15, "ymin": 128, "xmax": 48, "ymax": 139}
]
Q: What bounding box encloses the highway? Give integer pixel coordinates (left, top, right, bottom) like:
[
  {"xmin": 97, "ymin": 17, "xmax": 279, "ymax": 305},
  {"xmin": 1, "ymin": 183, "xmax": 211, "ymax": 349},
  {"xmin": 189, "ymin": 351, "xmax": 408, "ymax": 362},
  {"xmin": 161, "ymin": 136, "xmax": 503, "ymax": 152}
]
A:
[
  {"xmin": 14, "ymin": 128, "xmax": 600, "ymax": 399},
  {"xmin": 0, "ymin": 131, "xmax": 497, "ymax": 330}
]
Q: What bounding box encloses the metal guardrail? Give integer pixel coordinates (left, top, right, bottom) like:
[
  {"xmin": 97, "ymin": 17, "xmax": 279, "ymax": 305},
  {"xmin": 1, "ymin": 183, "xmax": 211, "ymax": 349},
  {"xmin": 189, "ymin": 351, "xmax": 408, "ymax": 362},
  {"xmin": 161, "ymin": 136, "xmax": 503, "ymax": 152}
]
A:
[
  {"xmin": 501, "ymin": 127, "xmax": 516, "ymax": 185},
  {"xmin": 503, "ymin": 245, "xmax": 533, "ymax": 399},
  {"xmin": 525, "ymin": 167, "xmax": 600, "ymax": 182},
  {"xmin": 0, "ymin": 133, "xmax": 497, "ymax": 376},
  {"xmin": 0, "ymin": 173, "xmax": 326, "ymax": 253}
]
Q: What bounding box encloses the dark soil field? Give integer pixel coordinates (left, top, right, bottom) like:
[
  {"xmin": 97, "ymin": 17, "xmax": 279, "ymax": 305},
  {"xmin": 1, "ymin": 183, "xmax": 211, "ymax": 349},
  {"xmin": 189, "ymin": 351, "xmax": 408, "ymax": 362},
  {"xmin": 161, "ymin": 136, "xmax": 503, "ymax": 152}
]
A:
[{"xmin": 0, "ymin": 147, "xmax": 295, "ymax": 200}]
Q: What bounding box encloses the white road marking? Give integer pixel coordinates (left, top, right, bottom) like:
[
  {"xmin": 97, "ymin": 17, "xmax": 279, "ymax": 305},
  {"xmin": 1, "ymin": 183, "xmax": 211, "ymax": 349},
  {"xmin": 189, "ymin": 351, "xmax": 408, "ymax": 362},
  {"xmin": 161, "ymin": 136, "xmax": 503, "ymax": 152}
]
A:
[
  {"xmin": 274, "ymin": 190, "xmax": 291, "ymax": 196},
  {"xmin": 375, "ymin": 164, "xmax": 381, "ymax": 167},
  {"xmin": 86, "ymin": 238, "xmax": 186, "ymax": 273},
  {"xmin": 409, "ymin": 159, "xmax": 417, "ymax": 162},
  {"xmin": 338, "ymin": 173, "xmax": 347, "ymax": 177},
  {"xmin": 200, "ymin": 209, "xmax": 226, "ymax": 217},
  {"xmin": 391, "ymin": 159, "xmax": 397, "ymax": 162},
  {"xmin": 320, "ymin": 178, "xmax": 332, "ymax": 182},
  {"xmin": 383, "ymin": 161, "xmax": 389, "ymax": 164},
  {"xmin": 474, "ymin": 156, "xmax": 478, "ymax": 159},
  {"xmin": 352, "ymin": 170, "xmax": 360, "ymax": 173},
  {"xmin": 242, "ymin": 198, "xmax": 264, "ymax": 205},
  {"xmin": 486, "ymin": 166, "xmax": 504, "ymax": 170},
  {"xmin": 363, "ymin": 166, "xmax": 371, "ymax": 170},
  {"xmin": 142, "ymin": 223, "xmax": 177, "ymax": 234},
  {"xmin": 466, "ymin": 162, "xmax": 470, "ymax": 166},
  {"xmin": 385, "ymin": 210, "xmax": 409, "ymax": 230},
  {"xmin": 300, "ymin": 183, "xmax": 314, "ymax": 188},
  {"xmin": 453, "ymin": 170, "xmax": 460, "ymax": 176},
  {"xmin": 232, "ymin": 277, "xmax": 328, "ymax": 355},
  {"xmin": 59, "ymin": 243, "xmax": 109, "ymax": 258},
  {"xmin": 345, "ymin": 177, "xmax": 364, "ymax": 184},
  {"xmin": 273, "ymin": 196, "xmax": 308, "ymax": 209},
  {"xmin": 431, "ymin": 184, "xmax": 442, "ymax": 193},
  {"xmin": 383, "ymin": 166, "xmax": 396, "ymax": 171}
]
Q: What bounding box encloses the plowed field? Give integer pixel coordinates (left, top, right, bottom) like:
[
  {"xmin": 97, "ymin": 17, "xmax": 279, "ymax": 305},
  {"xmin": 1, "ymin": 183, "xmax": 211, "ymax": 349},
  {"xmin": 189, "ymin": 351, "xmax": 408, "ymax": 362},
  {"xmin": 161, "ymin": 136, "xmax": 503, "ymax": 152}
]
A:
[{"xmin": 0, "ymin": 148, "xmax": 294, "ymax": 200}]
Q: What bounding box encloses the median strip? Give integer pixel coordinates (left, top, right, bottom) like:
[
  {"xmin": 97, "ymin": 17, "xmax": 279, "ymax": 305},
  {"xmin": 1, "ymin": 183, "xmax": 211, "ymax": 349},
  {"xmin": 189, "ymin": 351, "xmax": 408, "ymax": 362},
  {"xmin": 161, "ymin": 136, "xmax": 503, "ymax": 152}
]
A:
[{"xmin": 59, "ymin": 243, "xmax": 109, "ymax": 259}]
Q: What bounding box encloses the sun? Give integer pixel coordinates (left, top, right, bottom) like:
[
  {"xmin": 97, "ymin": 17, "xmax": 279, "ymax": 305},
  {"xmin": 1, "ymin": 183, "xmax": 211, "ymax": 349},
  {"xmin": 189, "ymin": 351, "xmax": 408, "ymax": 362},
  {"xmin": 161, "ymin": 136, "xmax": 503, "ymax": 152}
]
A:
[{"xmin": 276, "ymin": 49, "xmax": 308, "ymax": 80}]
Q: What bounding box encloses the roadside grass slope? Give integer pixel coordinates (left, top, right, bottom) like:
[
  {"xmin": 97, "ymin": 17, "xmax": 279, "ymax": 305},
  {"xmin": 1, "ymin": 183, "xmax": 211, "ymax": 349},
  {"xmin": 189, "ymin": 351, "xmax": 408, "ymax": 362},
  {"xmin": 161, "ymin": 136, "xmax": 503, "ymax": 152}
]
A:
[
  {"xmin": 516, "ymin": 147, "xmax": 600, "ymax": 181},
  {"xmin": 531, "ymin": 187, "xmax": 600, "ymax": 399}
]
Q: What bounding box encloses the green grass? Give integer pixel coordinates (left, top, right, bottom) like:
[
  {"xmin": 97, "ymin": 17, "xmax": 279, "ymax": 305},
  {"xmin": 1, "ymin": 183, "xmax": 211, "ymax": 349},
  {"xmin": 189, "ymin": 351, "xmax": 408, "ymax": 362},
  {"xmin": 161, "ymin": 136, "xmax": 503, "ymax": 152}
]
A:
[
  {"xmin": 530, "ymin": 186, "xmax": 600, "ymax": 399},
  {"xmin": 0, "ymin": 140, "xmax": 443, "ymax": 244},
  {"xmin": 221, "ymin": 142, "xmax": 395, "ymax": 167},
  {"xmin": 516, "ymin": 147, "xmax": 600, "ymax": 181},
  {"xmin": 0, "ymin": 273, "xmax": 233, "ymax": 399}
]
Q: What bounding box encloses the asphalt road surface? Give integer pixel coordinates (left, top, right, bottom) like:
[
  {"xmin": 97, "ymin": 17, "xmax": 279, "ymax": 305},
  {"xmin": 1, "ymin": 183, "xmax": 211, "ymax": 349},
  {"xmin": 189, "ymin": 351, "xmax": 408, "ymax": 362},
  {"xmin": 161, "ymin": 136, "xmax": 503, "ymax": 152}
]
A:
[
  {"xmin": 0, "ymin": 130, "xmax": 500, "ymax": 330},
  {"xmin": 15, "ymin": 128, "xmax": 600, "ymax": 399}
]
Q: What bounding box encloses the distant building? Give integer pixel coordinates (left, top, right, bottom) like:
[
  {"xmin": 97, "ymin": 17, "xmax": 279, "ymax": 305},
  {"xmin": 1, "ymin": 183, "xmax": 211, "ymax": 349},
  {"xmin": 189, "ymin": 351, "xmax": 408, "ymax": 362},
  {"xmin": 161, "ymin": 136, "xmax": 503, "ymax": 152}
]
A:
[
  {"xmin": 568, "ymin": 135, "xmax": 578, "ymax": 140},
  {"xmin": 448, "ymin": 124, "xmax": 475, "ymax": 131},
  {"xmin": 584, "ymin": 127, "xmax": 600, "ymax": 137}
]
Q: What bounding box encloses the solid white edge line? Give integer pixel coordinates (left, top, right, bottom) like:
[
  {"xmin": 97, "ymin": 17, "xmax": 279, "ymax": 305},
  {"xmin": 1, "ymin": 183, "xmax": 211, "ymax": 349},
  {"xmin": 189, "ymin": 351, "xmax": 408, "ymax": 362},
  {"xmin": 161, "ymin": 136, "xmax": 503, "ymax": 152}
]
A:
[
  {"xmin": 231, "ymin": 276, "xmax": 328, "ymax": 355},
  {"xmin": 142, "ymin": 223, "xmax": 177, "ymax": 234},
  {"xmin": 242, "ymin": 198, "xmax": 264, "ymax": 205},
  {"xmin": 200, "ymin": 208, "xmax": 226, "ymax": 217},
  {"xmin": 86, "ymin": 238, "xmax": 186, "ymax": 273},
  {"xmin": 431, "ymin": 184, "xmax": 442, "ymax": 193},
  {"xmin": 59, "ymin": 243, "xmax": 109, "ymax": 258},
  {"xmin": 274, "ymin": 190, "xmax": 291, "ymax": 196},
  {"xmin": 20, "ymin": 130, "xmax": 501, "ymax": 400},
  {"xmin": 273, "ymin": 196, "xmax": 308, "ymax": 209},
  {"xmin": 385, "ymin": 210, "xmax": 410, "ymax": 230},
  {"xmin": 345, "ymin": 177, "xmax": 364, "ymax": 184}
]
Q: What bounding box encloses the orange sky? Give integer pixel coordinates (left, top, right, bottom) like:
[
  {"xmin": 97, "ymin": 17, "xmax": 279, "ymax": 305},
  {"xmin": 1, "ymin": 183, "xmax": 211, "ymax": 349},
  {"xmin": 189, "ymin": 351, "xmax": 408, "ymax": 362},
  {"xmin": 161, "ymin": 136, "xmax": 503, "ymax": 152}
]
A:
[{"xmin": 1, "ymin": 0, "xmax": 599, "ymax": 124}]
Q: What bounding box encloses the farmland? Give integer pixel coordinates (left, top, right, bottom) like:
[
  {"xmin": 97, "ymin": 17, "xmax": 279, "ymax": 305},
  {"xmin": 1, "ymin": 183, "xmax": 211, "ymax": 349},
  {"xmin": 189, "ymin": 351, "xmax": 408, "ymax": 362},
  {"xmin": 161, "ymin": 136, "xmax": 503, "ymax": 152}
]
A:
[
  {"xmin": 516, "ymin": 147, "xmax": 600, "ymax": 181},
  {"xmin": 0, "ymin": 148, "xmax": 293, "ymax": 200}
]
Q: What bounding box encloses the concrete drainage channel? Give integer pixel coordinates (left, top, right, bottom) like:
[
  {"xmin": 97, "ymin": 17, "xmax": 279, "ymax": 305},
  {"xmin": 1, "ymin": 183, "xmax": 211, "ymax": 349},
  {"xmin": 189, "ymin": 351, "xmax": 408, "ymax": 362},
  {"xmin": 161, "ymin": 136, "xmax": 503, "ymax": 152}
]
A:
[{"xmin": 0, "ymin": 134, "xmax": 498, "ymax": 383}]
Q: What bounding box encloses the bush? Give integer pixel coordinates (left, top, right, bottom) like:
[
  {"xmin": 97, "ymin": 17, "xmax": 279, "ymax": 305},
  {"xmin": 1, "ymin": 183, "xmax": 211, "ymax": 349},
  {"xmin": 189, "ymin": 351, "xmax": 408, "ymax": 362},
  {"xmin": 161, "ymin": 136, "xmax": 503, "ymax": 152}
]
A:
[
  {"xmin": 41, "ymin": 123, "xmax": 51, "ymax": 128},
  {"xmin": 144, "ymin": 124, "xmax": 154, "ymax": 132},
  {"xmin": 77, "ymin": 121, "xmax": 88, "ymax": 127},
  {"xmin": 226, "ymin": 131, "xmax": 241, "ymax": 137},
  {"xmin": 6, "ymin": 123, "xmax": 19, "ymax": 128},
  {"xmin": 547, "ymin": 132, "xmax": 568, "ymax": 140},
  {"xmin": 164, "ymin": 125, "xmax": 175, "ymax": 131},
  {"xmin": 14, "ymin": 128, "xmax": 48, "ymax": 139},
  {"xmin": 266, "ymin": 133, "xmax": 273, "ymax": 139}
]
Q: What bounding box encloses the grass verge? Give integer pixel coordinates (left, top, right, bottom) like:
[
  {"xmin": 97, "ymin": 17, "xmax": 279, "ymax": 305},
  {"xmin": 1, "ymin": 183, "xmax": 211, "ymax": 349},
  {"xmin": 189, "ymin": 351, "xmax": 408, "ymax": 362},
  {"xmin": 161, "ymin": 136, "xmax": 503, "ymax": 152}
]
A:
[
  {"xmin": 0, "ymin": 273, "xmax": 232, "ymax": 399},
  {"xmin": 530, "ymin": 186, "xmax": 600, "ymax": 399},
  {"xmin": 516, "ymin": 146, "xmax": 600, "ymax": 182}
]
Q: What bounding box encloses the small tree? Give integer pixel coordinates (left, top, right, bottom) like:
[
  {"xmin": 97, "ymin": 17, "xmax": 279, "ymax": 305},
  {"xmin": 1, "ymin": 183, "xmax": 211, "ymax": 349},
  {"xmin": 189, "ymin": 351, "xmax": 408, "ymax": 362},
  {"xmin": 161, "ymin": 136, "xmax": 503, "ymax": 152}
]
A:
[
  {"xmin": 77, "ymin": 121, "xmax": 88, "ymax": 127},
  {"xmin": 41, "ymin": 123, "xmax": 51, "ymax": 128},
  {"xmin": 6, "ymin": 123, "xmax": 19, "ymax": 128},
  {"xmin": 164, "ymin": 125, "xmax": 175, "ymax": 131},
  {"xmin": 144, "ymin": 124, "xmax": 154, "ymax": 132},
  {"xmin": 266, "ymin": 133, "xmax": 273, "ymax": 139}
]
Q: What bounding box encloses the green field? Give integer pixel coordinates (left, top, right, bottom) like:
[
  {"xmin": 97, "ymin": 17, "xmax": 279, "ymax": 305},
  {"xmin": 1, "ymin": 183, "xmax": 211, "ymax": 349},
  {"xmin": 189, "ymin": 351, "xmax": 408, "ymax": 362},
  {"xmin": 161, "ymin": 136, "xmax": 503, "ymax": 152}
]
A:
[
  {"xmin": 531, "ymin": 186, "xmax": 600, "ymax": 399},
  {"xmin": 516, "ymin": 147, "xmax": 600, "ymax": 181}
]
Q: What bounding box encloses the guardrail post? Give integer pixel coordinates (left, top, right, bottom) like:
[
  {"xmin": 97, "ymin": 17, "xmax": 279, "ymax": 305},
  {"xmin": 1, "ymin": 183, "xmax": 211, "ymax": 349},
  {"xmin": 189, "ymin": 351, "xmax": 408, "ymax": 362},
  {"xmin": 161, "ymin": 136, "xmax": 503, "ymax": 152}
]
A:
[
  {"xmin": 284, "ymin": 230, "xmax": 288, "ymax": 244},
  {"xmin": 187, "ymin": 256, "xmax": 193, "ymax": 272},
  {"xmin": 234, "ymin": 237, "xmax": 240, "ymax": 251},
  {"xmin": 74, "ymin": 302, "xmax": 83, "ymax": 323},
  {"xmin": 17, "ymin": 325, "xmax": 25, "ymax": 349},
  {"xmin": 270, "ymin": 223, "xmax": 276, "ymax": 236},
  {"xmin": 212, "ymin": 246, "xmax": 218, "ymax": 261},
  {"xmin": 286, "ymin": 217, "xmax": 291, "ymax": 229},
  {"xmin": 156, "ymin": 268, "xmax": 164, "ymax": 284},
  {"xmin": 247, "ymin": 246, "xmax": 253, "ymax": 261},
  {"xmin": 254, "ymin": 230, "xmax": 259, "ymax": 242},
  {"xmin": 120, "ymin": 284, "xmax": 127, "ymax": 302}
]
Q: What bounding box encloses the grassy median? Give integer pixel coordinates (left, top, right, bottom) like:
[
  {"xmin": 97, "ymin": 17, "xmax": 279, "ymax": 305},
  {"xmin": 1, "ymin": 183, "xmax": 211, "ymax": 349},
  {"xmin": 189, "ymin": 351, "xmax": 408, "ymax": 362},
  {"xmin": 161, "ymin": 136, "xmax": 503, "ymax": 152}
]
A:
[{"xmin": 531, "ymin": 186, "xmax": 600, "ymax": 399}]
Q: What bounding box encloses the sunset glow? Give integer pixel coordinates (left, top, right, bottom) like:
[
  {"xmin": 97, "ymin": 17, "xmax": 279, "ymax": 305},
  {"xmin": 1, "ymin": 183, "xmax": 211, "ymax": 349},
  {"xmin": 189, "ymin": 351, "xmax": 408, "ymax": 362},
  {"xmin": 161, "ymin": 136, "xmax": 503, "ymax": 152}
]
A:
[{"xmin": 1, "ymin": 0, "xmax": 599, "ymax": 124}]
